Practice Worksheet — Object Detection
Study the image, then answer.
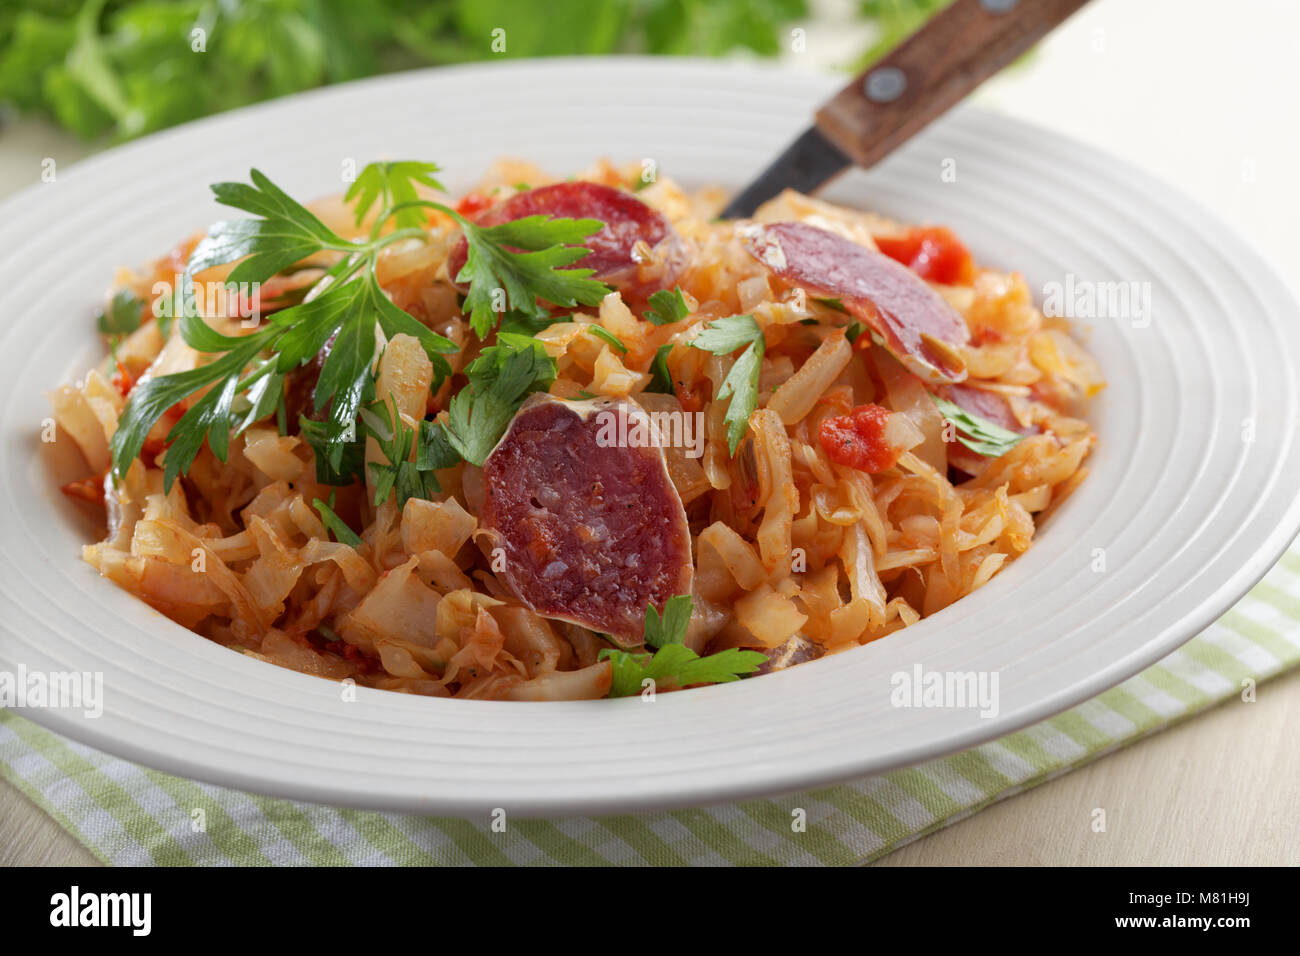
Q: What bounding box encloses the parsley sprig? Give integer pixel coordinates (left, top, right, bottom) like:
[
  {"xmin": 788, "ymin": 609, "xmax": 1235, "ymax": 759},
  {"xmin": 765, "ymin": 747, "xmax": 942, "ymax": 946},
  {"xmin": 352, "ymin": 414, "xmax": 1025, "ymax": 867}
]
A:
[
  {"xmin": 96, "ymin": 288, "xmax": 143, "ymax": 339},
  {"xmin": 96, "ymin": 287, "xmax": 144, "ymax": 367},
  {"xmin": 360, "ymin": 396, "xmax": 444, "ymax": 510},
  {"xmin": 445, "ymin": 333, "xmax": 558, "ymax": 466},
  {"xmin": 337, "ymin": 185, "xmax": 611, "ymax": 339},
  {"xmin": 107, "ymin": 161, "xmax": 610, "ymax": 491},
  {"xmin": 453, "ymin": 214, "xmax": 612, "ymax": 338},
  {"xmin": 644, "ymin": 594, "xmax": 693, "ymax": 648},
  {"xmin": 345, "ymin": 160, "xmax": 445, "ymax": 230},
  {"xmin": 600, "ymin": 596, "xmax": 767, "ymax": 697},
  {"xmin": 690, "ymin": 314, "xmax": 766, "ymax": 455},
  {"xmin": 932, "ymin": 395, "xmax": 1026, "ymax": 458},
  {"xmin": 110, "ymin": 165, "xmax": 460, "ymax": 487},
  {"xmin": 301, "ymin": 390, "xmax": 460, "ymax": 510},
  {"xmin": 642, "ymin": 287, "xmax": 691, "ymax": 326}
]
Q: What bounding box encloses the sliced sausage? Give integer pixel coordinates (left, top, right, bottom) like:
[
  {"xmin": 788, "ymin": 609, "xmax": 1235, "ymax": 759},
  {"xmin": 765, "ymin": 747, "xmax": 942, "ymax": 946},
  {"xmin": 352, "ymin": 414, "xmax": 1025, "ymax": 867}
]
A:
[
  {"xmin": 740, "ymin": 221, "xmax": 969, "ymax": 384},
  {"xmin": 479, "ymin": 394, "xmax": 693, "ymax": 645},
  {"xmin": 447, "ymin": 181, "xmax": 687, "ymax": 309}
]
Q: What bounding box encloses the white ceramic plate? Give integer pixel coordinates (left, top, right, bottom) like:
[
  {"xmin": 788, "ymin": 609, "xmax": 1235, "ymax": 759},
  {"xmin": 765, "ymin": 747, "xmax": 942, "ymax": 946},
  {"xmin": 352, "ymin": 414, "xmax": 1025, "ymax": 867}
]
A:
[{"xmin": 2, "ymin": 59, "xmax": 1298, "ymax": 817}]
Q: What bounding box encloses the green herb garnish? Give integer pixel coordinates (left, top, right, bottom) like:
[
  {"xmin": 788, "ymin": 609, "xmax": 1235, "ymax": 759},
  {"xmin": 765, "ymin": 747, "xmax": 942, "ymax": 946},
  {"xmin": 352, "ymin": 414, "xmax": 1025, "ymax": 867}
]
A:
[
  {"xmin": 587, "ymin": 325, "xmax": 628, "ymax": 353},
  {"xmin": 643, "ymin": 594, "xmax": 692, "ymax": 648},
  {"xmin": 312, "ymin": 492, "xmax": 362, "ymax": 548},
  {"xmin": 96, "ymin": 288, "xmax": 143, "ymax": 338},
  {"xmin": 932, "ymin": 394, "xmax": 1025, "ymax": 459},
  {"xmin": 360, "ymin": 396, "xmax": 439, "ymax": 509},
  {"xmin": 646, "ymin": 343, "xmax": 675, "ymax": 395},
  {"xmin": 444, "ymin": 334, "xmax": 558, "ymax": 466},
  {"xmin": 690, "ymin": 314, "xmax": 765, "ymax": 455},
  {"xmin": 345, "ymin": 160, "xmax": 444, "ymax": 230},
  {"xmin": 601, "ymin": 596, "xmax": 767, "ymax": 697},
  {"xmin": 299, "ymin": 414, "xmax": 366, "ymax": 486},
  {"xmin": 110, "ymin": 165, "xmax": 459, "ymax": 488},
  {"xmin": 454, "ymin": 214, "xmax": 611, "ymax": 338},
  {"xmin": 416, "ymin": 419, "xmax": 461, "ymax": 473},
  {"xmin": 497, "ymin": 310, "xmax": 563, "ymax": 337},
  {"xmin": 107, "ymin": 160, "xmax": 610, "ymax": 493},
  {"xmin": 642, "ymin": 287, "xmax": 690, "ymax": 326}
]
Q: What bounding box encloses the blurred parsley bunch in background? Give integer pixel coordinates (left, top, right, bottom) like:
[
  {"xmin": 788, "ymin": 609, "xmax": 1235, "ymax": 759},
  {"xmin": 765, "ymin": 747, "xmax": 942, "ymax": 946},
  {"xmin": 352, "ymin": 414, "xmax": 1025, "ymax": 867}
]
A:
[{"xmin": 0, "ymin": 0, "xmax": 948, "ymax": 142}]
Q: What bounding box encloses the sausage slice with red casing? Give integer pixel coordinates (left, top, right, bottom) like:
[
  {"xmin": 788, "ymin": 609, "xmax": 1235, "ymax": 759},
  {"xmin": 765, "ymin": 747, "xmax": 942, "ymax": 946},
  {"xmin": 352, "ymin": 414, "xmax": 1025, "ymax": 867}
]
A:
[
  {"xmin": 740, "ymin": 221, "xmax": 970, "ymax": 384},
  {"xmin": 447, "ymin": 181, "xmax": 688, "ymax": 309},
  {"xmin": 479, "ymin": 394, "xmax": 693, "ymax": 645}
]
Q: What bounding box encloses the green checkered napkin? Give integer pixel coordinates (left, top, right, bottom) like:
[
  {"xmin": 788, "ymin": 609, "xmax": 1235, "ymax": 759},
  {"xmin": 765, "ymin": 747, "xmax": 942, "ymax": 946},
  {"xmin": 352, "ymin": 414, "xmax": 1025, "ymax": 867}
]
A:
[{"xmin": 4, "ymin": 545, "xmax": 1299, "ymax": 866}]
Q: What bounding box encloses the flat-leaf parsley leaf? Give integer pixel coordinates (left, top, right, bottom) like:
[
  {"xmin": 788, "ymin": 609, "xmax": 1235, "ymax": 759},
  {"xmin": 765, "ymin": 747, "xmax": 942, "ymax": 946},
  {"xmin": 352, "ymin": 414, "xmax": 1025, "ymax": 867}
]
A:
[
  {"xmin": 932, "ymin": 395, "xmax": 1025, "ymax": 459},
  {"xmin": 689, "ymin": 314, "xmax": 766, "ymax": 455}
]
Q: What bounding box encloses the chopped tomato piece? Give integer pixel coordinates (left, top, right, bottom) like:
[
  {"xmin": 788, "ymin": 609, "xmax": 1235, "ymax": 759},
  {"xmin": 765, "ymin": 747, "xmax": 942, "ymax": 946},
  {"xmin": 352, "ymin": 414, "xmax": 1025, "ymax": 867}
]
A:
[
  {"xmin": 818, "ymin": 403, "xmax": 904, "ymax": 473},
  {"xmin": 111, "ymin": 360, "xmax": 135, "ymax": 398},
  {"xmin": 873, "ymin": 226, "xmax": 974, "ymax": 285},
  {"xmin": 675, "ymin": 379, "xmax": 706, "ymax": 414},
  {"xmin": 61, "ymin": 474, "xmax": 105, "ymax": 505},
  {"xmin": 455, "ymin": 192, "xmax": 494, "ymax": 218}
]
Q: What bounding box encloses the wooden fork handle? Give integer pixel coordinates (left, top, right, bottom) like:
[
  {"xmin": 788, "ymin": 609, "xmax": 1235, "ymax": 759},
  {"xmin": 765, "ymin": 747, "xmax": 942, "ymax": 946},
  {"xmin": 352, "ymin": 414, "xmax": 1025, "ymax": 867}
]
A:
[{"xmin": 816, "ymin": 0, "xmax": 1092, "ymax": 170}]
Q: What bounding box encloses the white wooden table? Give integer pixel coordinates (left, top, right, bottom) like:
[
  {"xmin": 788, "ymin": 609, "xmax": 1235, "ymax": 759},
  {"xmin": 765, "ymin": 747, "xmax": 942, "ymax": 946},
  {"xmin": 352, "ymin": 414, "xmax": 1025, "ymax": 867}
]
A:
[{"xmin": 2, "ymin": 0, "xmax": 1297, "ymax": 866}]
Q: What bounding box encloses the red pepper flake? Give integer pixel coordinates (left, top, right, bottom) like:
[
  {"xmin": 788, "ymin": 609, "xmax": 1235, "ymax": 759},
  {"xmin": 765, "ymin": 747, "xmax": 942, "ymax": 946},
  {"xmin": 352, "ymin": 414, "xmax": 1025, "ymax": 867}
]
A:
[
  {"xmin": 873, "ymin": 226, "xmax": 974, "ymax": 285},
  {"xmin": 818, "ymin": 403, "xmax": 903, "ymax": 473}
]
